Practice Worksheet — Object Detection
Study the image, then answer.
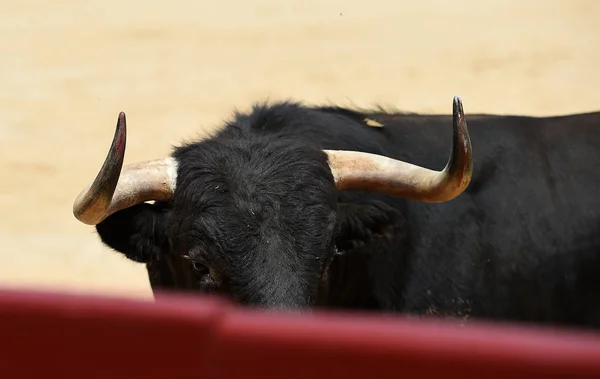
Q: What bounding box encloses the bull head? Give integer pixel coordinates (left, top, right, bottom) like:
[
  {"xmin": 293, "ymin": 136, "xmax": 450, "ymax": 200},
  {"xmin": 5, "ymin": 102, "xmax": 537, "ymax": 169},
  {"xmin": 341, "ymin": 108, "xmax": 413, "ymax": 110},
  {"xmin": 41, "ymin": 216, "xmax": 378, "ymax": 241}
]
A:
[{"xmin": 73, "ymin": 96, "xmax": 472, "ymax": 225}]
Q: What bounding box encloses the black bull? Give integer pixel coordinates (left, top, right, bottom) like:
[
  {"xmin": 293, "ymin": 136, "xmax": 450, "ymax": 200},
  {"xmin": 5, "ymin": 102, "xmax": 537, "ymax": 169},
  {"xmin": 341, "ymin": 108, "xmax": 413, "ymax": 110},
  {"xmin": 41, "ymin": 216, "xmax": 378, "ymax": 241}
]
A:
[{"xmin": 73, "ymin": 97, "xmax": 600, "ymax": 329}]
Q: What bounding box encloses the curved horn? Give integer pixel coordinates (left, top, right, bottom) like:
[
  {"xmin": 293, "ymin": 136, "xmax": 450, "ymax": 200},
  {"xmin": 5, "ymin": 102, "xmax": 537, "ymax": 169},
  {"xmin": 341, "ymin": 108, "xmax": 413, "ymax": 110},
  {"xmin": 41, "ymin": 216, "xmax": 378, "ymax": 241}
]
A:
[
  {"xmin": 72, "ymin": 112, "xmax": 178, "ymax": 225},
  {"xmin": 324, "ymin": 96, "xmax": 472, "ymax": 202}
]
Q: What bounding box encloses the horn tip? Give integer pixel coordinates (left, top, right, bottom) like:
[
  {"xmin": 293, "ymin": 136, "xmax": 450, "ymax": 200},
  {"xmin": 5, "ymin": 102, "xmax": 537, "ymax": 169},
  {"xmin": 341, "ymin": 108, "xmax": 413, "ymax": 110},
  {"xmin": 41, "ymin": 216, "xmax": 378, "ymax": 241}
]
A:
[
  {"xmin": 117, "ymin": 111, "xmax": 126, "ymax": 128},
  {"xmin": 452, "ymin": 96, "xmax": 464, "ymax": 115}
]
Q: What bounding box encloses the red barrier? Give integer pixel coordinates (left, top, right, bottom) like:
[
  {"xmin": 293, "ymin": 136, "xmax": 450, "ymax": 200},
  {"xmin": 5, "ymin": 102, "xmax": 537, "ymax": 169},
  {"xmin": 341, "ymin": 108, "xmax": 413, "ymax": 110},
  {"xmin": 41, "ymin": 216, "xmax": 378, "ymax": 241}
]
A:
[{"xmin": 0, "ymin": 288, "xmax": 599, "ymax": 379}]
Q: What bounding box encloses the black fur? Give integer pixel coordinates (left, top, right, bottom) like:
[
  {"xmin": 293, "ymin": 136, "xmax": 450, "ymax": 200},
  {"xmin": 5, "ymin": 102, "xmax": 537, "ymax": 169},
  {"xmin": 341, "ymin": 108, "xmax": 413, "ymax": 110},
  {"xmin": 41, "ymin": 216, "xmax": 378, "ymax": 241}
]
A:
[{"xmin": 96, "ymin": 100, "xmax": 600, "ymax": 329}]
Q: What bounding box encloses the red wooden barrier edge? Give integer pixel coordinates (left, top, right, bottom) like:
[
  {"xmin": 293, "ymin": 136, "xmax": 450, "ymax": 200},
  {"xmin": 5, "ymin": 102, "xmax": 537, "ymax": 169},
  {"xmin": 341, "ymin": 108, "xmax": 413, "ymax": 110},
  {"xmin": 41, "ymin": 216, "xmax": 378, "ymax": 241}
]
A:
[{"xmin": 0, "ymin": 288, "xmax": 599, "ymax": 379}]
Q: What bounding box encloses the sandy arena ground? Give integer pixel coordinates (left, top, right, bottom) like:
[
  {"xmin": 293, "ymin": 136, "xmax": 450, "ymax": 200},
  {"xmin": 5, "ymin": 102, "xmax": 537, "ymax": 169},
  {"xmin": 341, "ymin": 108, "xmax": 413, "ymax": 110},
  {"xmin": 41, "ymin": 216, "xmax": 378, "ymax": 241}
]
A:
[{"xmin": 0, "ymin": 0, "xmax": 598, "ymax": 300}]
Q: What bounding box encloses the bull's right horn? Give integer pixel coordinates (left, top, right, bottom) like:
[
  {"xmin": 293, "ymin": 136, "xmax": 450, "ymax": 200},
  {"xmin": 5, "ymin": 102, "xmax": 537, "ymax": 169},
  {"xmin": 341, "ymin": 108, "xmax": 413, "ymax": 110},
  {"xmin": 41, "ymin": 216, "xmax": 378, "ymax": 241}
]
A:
[
  {"xmin": 72, "ymin": 112, "xmax": 178, "ymax": 226},
  {"xmin": 325, "ymin": 95, "xmax": 472, "ymax": 202}
]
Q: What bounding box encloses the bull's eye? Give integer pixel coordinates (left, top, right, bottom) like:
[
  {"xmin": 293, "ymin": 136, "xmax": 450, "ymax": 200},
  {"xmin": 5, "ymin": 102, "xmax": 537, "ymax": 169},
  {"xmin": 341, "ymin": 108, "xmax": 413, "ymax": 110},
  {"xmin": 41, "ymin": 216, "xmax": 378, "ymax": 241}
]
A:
[
  {"xmin": 192, "ymin": 261, "xmax": 208, "ymax": 274},
  {"xmin": 190, "ymin": 260, "xmax": 221, "ymax": 293}
]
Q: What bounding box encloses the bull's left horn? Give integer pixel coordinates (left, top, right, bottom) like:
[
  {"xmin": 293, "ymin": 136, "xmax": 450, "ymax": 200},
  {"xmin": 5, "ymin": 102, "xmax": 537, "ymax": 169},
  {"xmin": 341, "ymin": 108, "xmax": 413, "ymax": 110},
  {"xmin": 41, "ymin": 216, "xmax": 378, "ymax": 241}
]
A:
[
  {"xmin": 73, "ymin": 112, "xmax": 178, "ymax": 225},
  {"xmin": 324, "ymin": 95, "xmax": 472, "ymax": 202}
]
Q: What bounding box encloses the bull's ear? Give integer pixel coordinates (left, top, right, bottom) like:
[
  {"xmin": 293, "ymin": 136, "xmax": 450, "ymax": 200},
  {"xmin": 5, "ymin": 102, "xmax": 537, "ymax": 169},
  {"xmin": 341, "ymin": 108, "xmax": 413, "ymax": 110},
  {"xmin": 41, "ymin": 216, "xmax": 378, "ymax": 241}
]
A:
[
  {"xmin": 335, "ymin": 199, "xmax": 406, "ymax": 255},
  {"xmin": 95, "ymin": 202, "xmax": 171, "ymax": 263}
]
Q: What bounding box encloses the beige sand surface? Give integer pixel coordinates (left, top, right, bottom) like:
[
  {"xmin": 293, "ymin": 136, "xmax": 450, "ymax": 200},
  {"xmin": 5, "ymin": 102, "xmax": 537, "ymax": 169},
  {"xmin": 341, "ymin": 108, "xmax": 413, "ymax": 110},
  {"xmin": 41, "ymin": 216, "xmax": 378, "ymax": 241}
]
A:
[{"xmin": 0, "ymin": 0, "xmax": 598, "ymax": 300}]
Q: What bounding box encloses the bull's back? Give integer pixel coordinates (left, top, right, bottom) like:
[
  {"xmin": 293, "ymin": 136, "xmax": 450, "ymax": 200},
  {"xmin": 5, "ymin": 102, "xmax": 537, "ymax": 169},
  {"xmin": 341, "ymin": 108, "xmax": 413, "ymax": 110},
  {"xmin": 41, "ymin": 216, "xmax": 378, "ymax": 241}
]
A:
[
  {"xmin": 369, "ymin": 111, "xmax": 600, "ymax": 323},
  {"xmin": 312, "ymin": 109, "xmax": 600, "ymax": 251},
  {"xmin": 374, "ymin": 111, "xmax": 600, "ymax": 235}
]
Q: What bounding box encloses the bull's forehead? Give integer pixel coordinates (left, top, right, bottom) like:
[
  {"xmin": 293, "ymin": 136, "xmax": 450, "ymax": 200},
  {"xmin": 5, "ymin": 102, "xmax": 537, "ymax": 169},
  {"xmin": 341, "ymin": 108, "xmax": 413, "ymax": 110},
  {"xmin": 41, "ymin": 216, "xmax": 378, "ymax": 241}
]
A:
[
  {"xmin": 172, "ymin": 142, "xmax": 337, "ymax": 210},
  {"xmin": 169, "ymin": 137, "xmax": 339, "ymax": 252},
  {"xmin": 171, "ymin": 180, "xmax": 337, "ymax": 251}
]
